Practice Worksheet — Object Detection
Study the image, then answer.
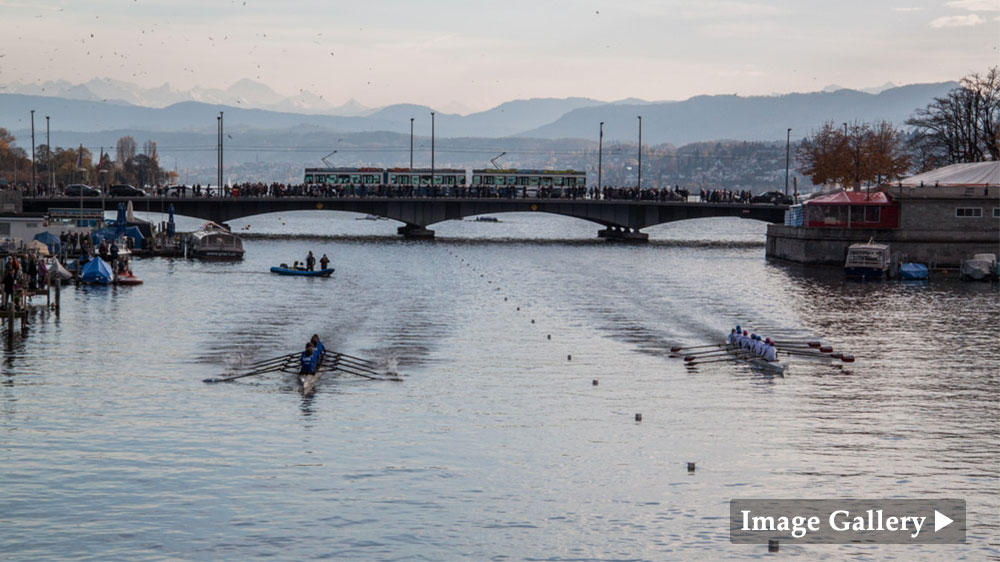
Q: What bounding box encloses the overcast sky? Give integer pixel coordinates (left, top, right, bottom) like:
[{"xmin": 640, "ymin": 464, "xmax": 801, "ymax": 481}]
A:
[{"xmin": 0, "ymin": 0, "xmax": 997, "ymax": 111}]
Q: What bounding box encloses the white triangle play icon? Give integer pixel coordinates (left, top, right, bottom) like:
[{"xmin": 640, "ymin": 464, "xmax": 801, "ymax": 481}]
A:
[{"xmin": 934, "ymin": 510, "xmax": 953, "ymax": 532}]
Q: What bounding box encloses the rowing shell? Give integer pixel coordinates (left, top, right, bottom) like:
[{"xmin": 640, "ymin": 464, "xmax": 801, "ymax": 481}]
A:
[
  {"xmin": 299, "ymin": 354, "xmax": 339, "ymax": 396},
  {"xmin": 726, "ymin": 344, "xmax": 787, "ymax": 375}
]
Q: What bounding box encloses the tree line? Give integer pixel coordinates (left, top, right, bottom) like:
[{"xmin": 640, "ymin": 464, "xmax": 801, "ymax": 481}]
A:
[{"xmin": 0, "ymin": 132, "xmax": 170, "ymax": 190}]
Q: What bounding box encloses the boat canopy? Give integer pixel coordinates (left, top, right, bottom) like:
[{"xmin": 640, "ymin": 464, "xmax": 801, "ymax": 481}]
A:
[
  {"xmin": 33, "ymin": 231, "xmax": 61, "ymax": 254},
  {"xmin": 804, "ymin": 191, "xmax": 892, "ymax": 206},
  {"xmin": 80, "ymin": 257, "xmax": 113, "ymax": 284}
]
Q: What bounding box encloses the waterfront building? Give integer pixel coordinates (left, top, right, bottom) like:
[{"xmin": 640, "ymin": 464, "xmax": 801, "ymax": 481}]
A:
[{"xmin": 766, "ymin": 162, "xmax": 999, "ymax": 267}]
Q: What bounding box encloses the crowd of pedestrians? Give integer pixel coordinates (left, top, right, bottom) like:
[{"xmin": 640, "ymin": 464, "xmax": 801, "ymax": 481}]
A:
[
  {"xmin": 1, "ymin": 254, "xmax": 47, "ymax": 309},
  {"xmin": 3, "ymin": 179, "xmax": 771, "ymax": 204}
]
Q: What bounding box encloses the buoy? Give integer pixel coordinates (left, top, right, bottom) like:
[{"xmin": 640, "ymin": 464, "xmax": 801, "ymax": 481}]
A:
[
  {"xmin": 531, "ymin": 319, "xmax": 535, "ymax": 324},
  {"xmin": 768, "ymin": 539, "xmax": 779, "ymax": 553},
  {"xmin": 592, "ymin": 379, "xmax": 598, "ymax": 386},
  {"xmin": 517, "ymin": 307, "xmax": 520, "ymax": 311},
  {"xmin": 567, "ymin": 355, "xmax": 572, "ymax": 361},
  {"xmin": 547, "ymin": 334, "xmax": 551, "ymax": 340},
  {"xmin": 635, "ymin": 413, "xmax": 642, "ymax": 422},
  {"xmin": 687, "ymin": 462, "xmax": 696, "ymax": 472}
]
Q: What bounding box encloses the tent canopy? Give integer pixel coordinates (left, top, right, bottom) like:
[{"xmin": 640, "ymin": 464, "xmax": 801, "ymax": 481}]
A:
[{"xmin": 805, "ymin": 191, "xmax": 892, "ymax": 206}]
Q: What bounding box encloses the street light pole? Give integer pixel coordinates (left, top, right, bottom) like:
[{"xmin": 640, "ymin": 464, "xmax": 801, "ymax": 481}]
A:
[
  {"xmin": 410, "ymin": 117, "xmax": 414, "ymax": 169},
  {"xmin": 637, "ymin": 115, "xmax": 642, "ymax": 190},
  {"xmin": 430, "ymin": 111, "xmax": 435, "ymax": 190},
  {"xmin": 46, "ymin": 115, "xmax": 51, "ymax": 193},
  {"xmin": 218, "ymin": 111, "xmax": 224, "ymax": 195},
  {"xmin": 784, "ymin": 127, "xmax": 791, "ymax": 197},
  {"xmin": 30, "ymin": 110, "xmax": 35, "ymax": 190},
  {"xmin": 598, "ymin": 122, "xmax": 604, "ymax": 194}
]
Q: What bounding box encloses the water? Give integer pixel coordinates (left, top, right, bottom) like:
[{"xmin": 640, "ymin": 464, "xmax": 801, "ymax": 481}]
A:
[{"xmin": 2, "ymin": 212, "xmax": 997, "ymax": 560}]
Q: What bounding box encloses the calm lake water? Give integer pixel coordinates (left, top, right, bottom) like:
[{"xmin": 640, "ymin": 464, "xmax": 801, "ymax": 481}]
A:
[{"xmin": 2, "ymin": 211, "xmax": 997, "ymax": 560}]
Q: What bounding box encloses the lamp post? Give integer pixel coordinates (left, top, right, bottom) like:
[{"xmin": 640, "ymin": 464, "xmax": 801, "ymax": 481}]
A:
[
  {"xmin": 430, "ymin": 111, "xmax": 435, "ymax": 191},
  {"xmin": 410, "ymin": 117, "xmax": 414, "ymax": 170},
  {"xmin": 637, "ymin": 115, "xmax": 642, "ymax": 190},
  {"xmin": 784, "ymin": 127, "xmax": 791, "ymax": 197},
  {"xmin": 46, "ymin": 115, "xmax": 51, "ymax": 193},
  {"xmin": 598, "ymin": 121, "xmax": 604, "ymax": 194},
  {"xmin": 30, "ymin": 110, "xmax": 35, "ymax": 190},
  {"xmin": 218, "ymin": 111, "xmax": 224, "ymax": 196}
]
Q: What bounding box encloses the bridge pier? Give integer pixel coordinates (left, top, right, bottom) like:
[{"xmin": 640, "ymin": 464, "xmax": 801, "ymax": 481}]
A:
[
  {"xmin": 397, "ymin": 224, "xmax": 435, "ymax": 240},
  {"xmin": 598, "ymin": 226, "xmax": 649, "ymax": 242}
]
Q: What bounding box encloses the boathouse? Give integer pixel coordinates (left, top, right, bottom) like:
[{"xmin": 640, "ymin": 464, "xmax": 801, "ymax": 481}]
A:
[{"xmin": 766, "ymin": 162, "xmax": 999, "ymax": 267}]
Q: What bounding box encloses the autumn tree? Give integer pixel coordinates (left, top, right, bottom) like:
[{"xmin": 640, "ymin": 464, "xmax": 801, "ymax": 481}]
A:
[
  {"xmin": 797, "ymin": 121, "xmax": 909, "ymax": 189},
  {"xmin": 116, "ymin": 135, "xmax": 137, "ymax": 184},
  {"xmin": 906, "ymin": 66, "xmax": 1000, "ymax": 170},
  {"xmin": 0, "ymin": 128, "xmax": 31, "ymax": 186}
]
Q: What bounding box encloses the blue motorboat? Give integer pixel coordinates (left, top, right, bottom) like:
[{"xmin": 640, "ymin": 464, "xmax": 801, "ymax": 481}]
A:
[
  {"xmin": 898, "ymin": 263, "xmax": 929, "ymax": 280},
  {"xmin": 270, "ymin": 266, "xmax": 334, "ymax": 277}
]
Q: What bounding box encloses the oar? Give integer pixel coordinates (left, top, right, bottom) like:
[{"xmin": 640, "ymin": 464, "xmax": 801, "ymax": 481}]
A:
[
  {"xmin": 331, "ymin": 364, "xmax": 403, "ymax": 382},
  {"xmin": 333, "ymin": 356, "xmax": 381, "ymax": 374},
  {"xmin": 687, "ymin": 353, "xmax": 754, "ymax": 367},
  {"xmin": 333, "ymin": 351, "xmax": 378, "ymax": 367},
  {"xmin": 671, "ymin": 348, "xmax": 730, "ymax": 358},
  {"xmin": 774, "ymin": 341, "xmax": 823, "ymax": 348},
  {"xmin": 684, "ymin": 350, "xmax": 743, "ymax": 361},
  {"xmin": 670, "ymin": 343, "xmax": 726, "ymax": 353},
  {"xmin": 238, "ymin": 352, "xmax": 297, "ymax": 369},
  {"xmin": 203, "ymin": 355, "xmax": 296, "ymax": 383}
]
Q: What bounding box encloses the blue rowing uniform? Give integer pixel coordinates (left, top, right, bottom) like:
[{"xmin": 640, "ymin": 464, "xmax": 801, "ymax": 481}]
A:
[{"xmin": 300, "ymin": 350, "xmax": 318, "ymax": 374}]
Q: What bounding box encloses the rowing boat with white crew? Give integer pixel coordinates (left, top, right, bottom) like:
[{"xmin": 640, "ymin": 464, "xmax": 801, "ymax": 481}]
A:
[{"xmin": 670, "ymin": 325, "xmax": 855, "ymax": 374}]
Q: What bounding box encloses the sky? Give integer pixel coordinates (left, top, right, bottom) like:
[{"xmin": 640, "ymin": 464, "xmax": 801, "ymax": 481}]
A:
[{"xmin": 0, "ymin": 0, "xmax": 997, "ymax": 112}]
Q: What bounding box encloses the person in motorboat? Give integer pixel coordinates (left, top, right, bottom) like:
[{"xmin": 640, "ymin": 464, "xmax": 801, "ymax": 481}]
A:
[{"xmin": 319, "ymin": 254, "xmax": 330, "ymax": 270}]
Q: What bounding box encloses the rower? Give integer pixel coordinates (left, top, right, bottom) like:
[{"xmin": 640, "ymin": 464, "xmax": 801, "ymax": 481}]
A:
[
  {"xmin": 300, "ymin": 342, "xmax": 318, "ymax": 375},
  {"xmin": 310, "ymin": 334, "xmax": 325, "ymax": 358},
  {"xmin": 763, "ymin": 338, "xmax": 778, "ymax": 362},
  {"xmin": 728, "ymin": 329, "xmax": 737, "ymax": 345}
]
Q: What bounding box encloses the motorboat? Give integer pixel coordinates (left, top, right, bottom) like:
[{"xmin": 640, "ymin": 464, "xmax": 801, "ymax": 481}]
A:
[
  {"xmin": 844, "ymin": 241, "xmax": 891, "ymax": 279},
  {"xmin": 898, "ymin": 263, "xmax": 929, "ymax": 280},
  {"xmin": 187, "ymin": 222, "xmax": 245, "ymax": 260},
  {"xmin": 960, "ymin": 253, "xmax": 998, "ymax": 281}
]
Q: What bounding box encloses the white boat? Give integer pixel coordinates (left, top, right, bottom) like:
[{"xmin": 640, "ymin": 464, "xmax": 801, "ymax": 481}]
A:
[
  {"xmin": 187, "ymin": 222, "xmax": 245, "ymax": 260},
  {"xmin": 845, "ymin": 241, "xmax": 891, "ymax": 279},
  {"xmin": 960, "ymin": 253, "xmax": 997, "ymax": 281},
  {"xmin": 726, "ymin": 344, "xmax": 787, "ymax": 375}
]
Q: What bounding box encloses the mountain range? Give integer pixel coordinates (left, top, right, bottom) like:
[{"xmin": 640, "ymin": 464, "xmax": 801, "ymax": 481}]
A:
[{"xmin": 1, "ymin": 81, "xmax": 957, "ymax": 146}]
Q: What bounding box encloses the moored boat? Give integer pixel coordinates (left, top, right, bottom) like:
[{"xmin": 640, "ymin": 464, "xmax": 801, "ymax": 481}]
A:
[
  {"xmin": 187, "ymin": 222, "xmax": 245, "ymax": 260},
  {"xmin": 898, "ymin": 263, "xmax": 929, "ymax": 280},
  {"xmin": 960, "ymin": 253, "xmax": 997, "ymax": 281},
  {"xmin": 116, "ymin": 271, "xmax": 143, "ymax": 285},
  {"xmin": 845, "ymin": 241, "xmax": 891, "ymax": 279},
  {"xmin": 270, "ymin": 266, "xmax": 334, "ymax": 277},
  {"xmin": 79, "ymin": 257, "xmax": 113, "ymax": 285}
]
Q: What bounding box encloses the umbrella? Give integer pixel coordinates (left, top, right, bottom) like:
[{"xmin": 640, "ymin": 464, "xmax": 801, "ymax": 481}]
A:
[
  {"xmin": 167, "ymin": 204, "xmax": 176, "ymax": 237},
  {"xmin": 116, "ymin": 203, "xmax": 127, "ymax": 240}
]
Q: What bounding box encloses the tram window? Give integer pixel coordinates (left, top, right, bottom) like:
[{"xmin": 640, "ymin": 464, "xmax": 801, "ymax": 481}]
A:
[
  {"xmin": 305, "ymin": 175, "xmax": 314, "ymax": 183},
  {"xmin": 484, "ymin": 176, "xmax": 494, "ymax": 185},
  {"xmin": 350, "ymin": 175, "xmax": 360, "ymax": 183},
  {"xmin": 421, "ymin": 176, "xmax": 431, "ymax": 185},
  {"xmin": 529, "ymin": 176, "xmax": 540, "ymax": 186},
  {"xmin": 338, "ymin": 175, "xmax": 350, "ymax": 184},
  {"xmin": 473, "ymin": 175, "xmax": 481, "ymax": 184},
  {"xmin": 388, "ymin": 174, "xmax": 396, "ymax": 183},
  {"xmin": 554, "ymin": 178, "xmax": 564, "ymax": 186},
  {"xmin": 541, "ymin": 177, "xmax": 552, "ymax": 187}
]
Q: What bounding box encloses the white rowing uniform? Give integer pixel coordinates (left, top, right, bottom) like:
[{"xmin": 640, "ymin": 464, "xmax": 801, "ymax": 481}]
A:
[
  {"xmin": 764, "ymin": 345, "xmax": 777, "ymax": 362},
  {"xmin": 727, "ymin": 331, "xmax": 736, "ymax": 345}
]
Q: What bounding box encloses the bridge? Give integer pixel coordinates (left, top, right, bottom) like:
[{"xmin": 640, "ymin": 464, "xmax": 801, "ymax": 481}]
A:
[{"xmin": 23, "ymin": 196, "xmax": 789, "ymax": 240}]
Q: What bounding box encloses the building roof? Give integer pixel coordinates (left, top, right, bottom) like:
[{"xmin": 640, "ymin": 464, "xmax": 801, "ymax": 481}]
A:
[
  {"xmin": 804, "ymin": 190, "xmax": 892, "ymax": 206},
  {"xmin": 899, "ymin": 161, "xmax": 999, "ymax": 187}
]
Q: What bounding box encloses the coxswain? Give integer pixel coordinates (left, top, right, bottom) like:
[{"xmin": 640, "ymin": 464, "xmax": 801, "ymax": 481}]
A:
[
  {"xmin": 300, "ymin": 342, "xmax": 318, "ymax": 375},
  {"xmin": 319, "ymin": 254, "xmax": 330, "ymax": 270}
]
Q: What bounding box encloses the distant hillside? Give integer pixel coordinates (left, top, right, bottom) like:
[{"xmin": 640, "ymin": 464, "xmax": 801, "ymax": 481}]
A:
[
  {"xmin": 519, "ymin": 82, "xmax": 958, "ymax": 144},
  {"xmin": 2, "ymin": 81, "xmax": 958, "ymax": 147}
]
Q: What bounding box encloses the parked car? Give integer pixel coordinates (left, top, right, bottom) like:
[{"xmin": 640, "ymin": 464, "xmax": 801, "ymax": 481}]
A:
[
  {"xmin": 751, "ymin": 191, "xmax": 794, "ymax": 205},
  {"xmin": 109, "ymin": 184, "xmax": 146, "ymax": 197},
  {"xmin": 64, "ymin": 184, "xmax": 101, "ymax": 197}
]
